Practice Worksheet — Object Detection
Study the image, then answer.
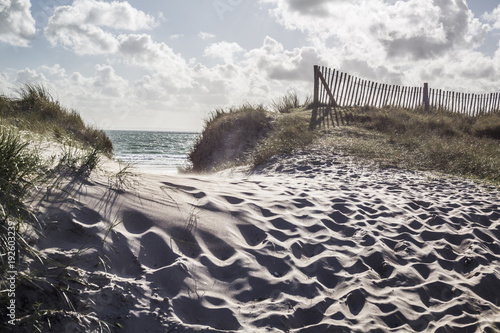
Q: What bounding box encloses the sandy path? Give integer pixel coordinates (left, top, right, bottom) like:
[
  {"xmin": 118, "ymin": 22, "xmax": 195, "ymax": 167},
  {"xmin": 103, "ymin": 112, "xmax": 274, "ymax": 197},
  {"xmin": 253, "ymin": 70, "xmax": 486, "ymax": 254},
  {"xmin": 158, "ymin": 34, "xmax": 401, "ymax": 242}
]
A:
[{"xmin": 28, "ymin": 151, "xmax": 500, "ymax": 332}]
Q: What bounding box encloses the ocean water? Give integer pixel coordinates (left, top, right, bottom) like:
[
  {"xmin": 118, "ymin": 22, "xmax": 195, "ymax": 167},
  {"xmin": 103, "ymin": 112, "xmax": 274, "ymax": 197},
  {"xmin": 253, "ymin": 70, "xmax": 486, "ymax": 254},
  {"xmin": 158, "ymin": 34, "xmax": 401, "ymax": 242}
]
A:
[{"xmin": 105, "ymin": 130, "xmax": 199, "ymax": 174}]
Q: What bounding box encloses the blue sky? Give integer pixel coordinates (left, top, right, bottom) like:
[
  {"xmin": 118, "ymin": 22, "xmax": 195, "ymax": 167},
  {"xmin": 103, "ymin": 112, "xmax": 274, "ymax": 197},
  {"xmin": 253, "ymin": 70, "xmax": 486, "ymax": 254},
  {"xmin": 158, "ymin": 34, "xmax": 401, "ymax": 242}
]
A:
[{"xmin": 1, "ymin": 0, "xmax": 499, "ymax": 131}]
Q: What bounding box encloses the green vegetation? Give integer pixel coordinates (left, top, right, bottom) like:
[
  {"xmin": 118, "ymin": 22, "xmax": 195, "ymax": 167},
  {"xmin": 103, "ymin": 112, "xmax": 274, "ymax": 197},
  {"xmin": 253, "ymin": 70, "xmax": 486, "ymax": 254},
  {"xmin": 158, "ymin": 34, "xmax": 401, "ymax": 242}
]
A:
[
  {"xmin": 0, "ymin": 84, "xmax": 112, "ymax": 155},
  {"xmin": 191, "ymin": 95, "xmax": 500, "ymax": 184},
  {"xmin": 270, "ymin": 91, "xmax": 311, "ymax": 114},
  {"xmin": 189, "ymin": 95, "xmax": 315, "ymax": 172},
  {"xmin": 326, "ymin": 106, "xmax": 500, "ymax": 183},
  {"xmin": 189, "ymin": 104, "xmax": 271, "ymax": 172},
  {"xmin": 0, "ymin": 84, "xmax": 113, "ymax": 331},
  {"xmin": 252, "ymin": 111, "xmax": 315, "ymax": 166}
]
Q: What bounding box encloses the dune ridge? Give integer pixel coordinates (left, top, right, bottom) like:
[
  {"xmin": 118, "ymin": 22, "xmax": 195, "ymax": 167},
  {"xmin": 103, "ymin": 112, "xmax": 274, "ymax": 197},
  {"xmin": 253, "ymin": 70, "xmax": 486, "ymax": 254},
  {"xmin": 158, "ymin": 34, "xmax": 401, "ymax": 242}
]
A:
[{"xmin": 28, "ymin": 148, "xmax": 500, "ymax": 332}]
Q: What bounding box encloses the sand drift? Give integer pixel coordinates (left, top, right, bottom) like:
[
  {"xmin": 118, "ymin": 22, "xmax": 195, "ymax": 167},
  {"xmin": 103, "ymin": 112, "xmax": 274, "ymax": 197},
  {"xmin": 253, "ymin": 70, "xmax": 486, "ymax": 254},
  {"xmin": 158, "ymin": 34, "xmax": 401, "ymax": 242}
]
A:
[{"xmin": 31, "ymin": 151, "xmax": 500, "ymax": 332}]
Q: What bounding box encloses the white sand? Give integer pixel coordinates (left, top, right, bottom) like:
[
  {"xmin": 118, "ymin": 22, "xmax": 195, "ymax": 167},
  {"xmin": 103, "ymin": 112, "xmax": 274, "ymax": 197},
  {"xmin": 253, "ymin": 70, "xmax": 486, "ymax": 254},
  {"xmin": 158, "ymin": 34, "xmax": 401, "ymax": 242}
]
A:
[{"xmin": 26, "ymin": 147, "xmax": 500, "ymax": 332}]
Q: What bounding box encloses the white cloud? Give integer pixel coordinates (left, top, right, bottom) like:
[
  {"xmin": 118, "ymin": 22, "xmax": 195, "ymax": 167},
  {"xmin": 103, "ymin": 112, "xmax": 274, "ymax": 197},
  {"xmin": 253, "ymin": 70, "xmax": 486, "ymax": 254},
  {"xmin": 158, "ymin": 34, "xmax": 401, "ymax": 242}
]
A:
[
  {"xmin": 198, "ymin": 31, "xmax": 216, "ymax": 40},
  {"xmin": 244, "ymin": 36, "xmax": 323, "ymax": 82},
  {"xmin": 170, "ymin": 34, "xmax": 184, "ymax": 40},
  {"xmin": 484, "ymin": 5, "xmax": 500, "ymax": 30},
  {"xmin": 92, "ymin": 64, "xmax": 128, "ymax": 98},
  {"xmin": 15, "ymin": 67, "xmax": 48, "ymax": 84},
  {"xmin": 0, "ymin": 72, "xmax": 13, "ymax": 93},
  {"xmin": 286, "ymin": 0, "xmax": 336, "ymax": 17},
  {"xmin": 0, "ymin": 0, "xmax": 36, "ymax": 47},
  {"xmin": 204, "ymin": 41, "xmax": 244, "ymax": 63},
  {"xmin": 260, "ymin": 0, "xmax": 495, "ymax": 90},
  {"xmin": 44, "ymin": 0, "xmax": 156, "ymax": 55},
  {"xmin": 43, "ymin": 1, "xmax": 194, "ymax": 89},
  {"xmin": 117, "ymin": 34, "xmax": 193, "ymax": 88}
]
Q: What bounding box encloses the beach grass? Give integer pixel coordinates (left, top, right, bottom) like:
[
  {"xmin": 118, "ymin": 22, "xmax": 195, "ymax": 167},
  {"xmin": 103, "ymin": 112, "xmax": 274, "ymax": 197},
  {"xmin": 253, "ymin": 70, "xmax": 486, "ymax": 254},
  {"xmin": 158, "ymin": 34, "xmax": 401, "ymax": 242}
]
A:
[
  {"xmin": 189, "ymin": 94, "xmax": 314, "ymax": 172},
  {"xmin": 191, "ymin": 97, "xmax": 500, "ymax": 184},
  {"xmin": 332, "ymin": 106, "xmax": 500, "ymax": 183},
  {"xmin": 0, "ymin": 84, "xmax": 113, "ymax": 155},
  {"xmin": 251, "ymin": 110, "xmax": 316, "ymax": 167},
  {"xmin": 188, "ymin": 104, "xmax": 271, "ymax": 172},
  {"xmin": 270, "ymin": 90, "xmax": 311, "ymax": 114},
  {"xmin": 0, "ymin": 85, "xmax": 113, "ymax": 331}
]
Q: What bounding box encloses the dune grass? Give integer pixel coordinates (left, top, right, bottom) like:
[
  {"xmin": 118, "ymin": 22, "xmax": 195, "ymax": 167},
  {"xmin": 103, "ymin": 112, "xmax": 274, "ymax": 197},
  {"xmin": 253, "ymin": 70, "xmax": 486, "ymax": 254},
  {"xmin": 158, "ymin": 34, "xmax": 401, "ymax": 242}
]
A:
[
  {"xmin": 325, "ymin": 106, "xmax": 500, "ymax": 184},
  {"xmin": 191, "ymin": 95, "xmax": 500, "ymax": 184},
  {"xmin": 270, "ymin": 90, "xmax": 311, "ymax": 114},
  {"xmin": 251, "ymin": 110, "xmax": 316, "ymax": 167},
  {"xmin": 189, "ymin": 95, "xmax": 315, "ymax": 172},
  {"xmin": 0, "ymin": 84, "xmax": 112, "ymax": 155},
  {"xmin": 0, "ymin": 85, "xmax": 114, "ymax": 331},
  {"xmin": 189, "ymin": 104, "xmax": 271, "ymax": 172}
]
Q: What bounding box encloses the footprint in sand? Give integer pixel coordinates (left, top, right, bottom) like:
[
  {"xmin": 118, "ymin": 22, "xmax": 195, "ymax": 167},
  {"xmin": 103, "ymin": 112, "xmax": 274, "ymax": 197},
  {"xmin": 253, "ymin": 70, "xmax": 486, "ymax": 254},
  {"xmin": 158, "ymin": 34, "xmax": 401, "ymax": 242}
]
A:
[{"xmin": 345, "ymin": 288, "xmax": 366, "ymax": 316}]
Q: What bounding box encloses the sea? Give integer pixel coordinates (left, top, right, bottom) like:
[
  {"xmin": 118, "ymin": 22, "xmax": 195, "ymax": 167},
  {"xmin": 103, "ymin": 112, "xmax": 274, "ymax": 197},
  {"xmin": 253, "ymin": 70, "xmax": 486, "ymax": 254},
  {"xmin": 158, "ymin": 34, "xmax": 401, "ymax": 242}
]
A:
[{"xmin": 105, "ymin": 130, "xmax": 199, "ymax": 175}]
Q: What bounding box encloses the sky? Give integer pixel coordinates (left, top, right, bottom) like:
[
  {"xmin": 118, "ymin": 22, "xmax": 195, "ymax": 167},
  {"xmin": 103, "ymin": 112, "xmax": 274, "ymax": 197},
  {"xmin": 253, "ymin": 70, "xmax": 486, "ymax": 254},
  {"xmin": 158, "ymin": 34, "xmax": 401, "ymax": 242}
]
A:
[{"xmin": 1, "ymin": 0, "xmax": 500, "ymax": 132}]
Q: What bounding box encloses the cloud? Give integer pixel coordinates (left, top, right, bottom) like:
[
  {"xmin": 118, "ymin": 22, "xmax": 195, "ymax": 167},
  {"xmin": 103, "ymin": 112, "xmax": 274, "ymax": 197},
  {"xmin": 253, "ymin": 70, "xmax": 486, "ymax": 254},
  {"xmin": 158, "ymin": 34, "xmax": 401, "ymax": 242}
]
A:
[
  {"xmin": 260, "ymin": 0, "xmax": 494, "ymax": 89},
  {"xmin": 92, "ymin": 64, "xmax": 129, "ymax": 97},
  {"xmin": 15, "ymin": 67, "xmax": 48, "ymax": 84},
  {"xmin": 287, "ymin": 0, "xmax": 336, "ymax": 17},
  {"xmin": 44, "ymin": 0, "xmax": 156, "ymax": 55},
  {"xmin": 204, "ymin": 41, "xmax": 244, "ymax": 63},
  {"xmin": 170, "ymin": 34, "xmax": 184, "ymax": 40},
  {"xmin": 0, "ymin": 72, "xmax": 13, "ymax": 93},
  {"xmin": 0, "ymin": 0, "xmax": 36, "ymax": 47},
  {"xmin": 117, "ymin": 34, "xmax": 193, "ymax": 88},
  {"xmin": 484, "ymin": 4, "xmax": 500, "ymax": 30},
  {"xmin": 245, "ymin": 36, "xmax": 323, "ymax": 81},
  {"xmin": 198, "ymin": 31, "xmax": 216, "ymax": 40},
  {"xmin": 380, "ymin": 0, "xmax": 487, "ymax": 60}
]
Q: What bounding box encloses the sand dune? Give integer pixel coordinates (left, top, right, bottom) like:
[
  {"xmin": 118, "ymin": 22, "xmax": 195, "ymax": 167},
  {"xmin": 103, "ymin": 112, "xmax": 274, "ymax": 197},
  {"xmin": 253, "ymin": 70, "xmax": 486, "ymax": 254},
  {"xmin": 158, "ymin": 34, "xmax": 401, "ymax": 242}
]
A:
[{"xmin": 29, "ymin": 150, "xmax": 500, "ymax": 332}]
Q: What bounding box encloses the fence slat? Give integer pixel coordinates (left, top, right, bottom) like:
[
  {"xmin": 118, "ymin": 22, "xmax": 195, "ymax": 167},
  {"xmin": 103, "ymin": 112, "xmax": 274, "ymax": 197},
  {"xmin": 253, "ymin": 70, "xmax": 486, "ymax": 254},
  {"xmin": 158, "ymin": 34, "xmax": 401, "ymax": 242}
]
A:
[
  {"xmin": 412, "ymin": 87, "xmax": 418, "ymax": 109},
  {"xmin": 365, "ymin": 80, "xmax": 372, "ymax": 106},
  {"xmin": 488, "ymin": 93, "xmax": 494, "ymax": 113},
  {"xmin": 348, "ymin": 77, "xmax": 356, "ymax": 106},
  {"xmin": 344, "ymin": 74, "xmax": 351, "ymax": 106},
  {"xmin": 374, "ymin": 83, "xmax": 382, "ymax": 107},
  {"xmin": 403, "ymin": 87, "xmax": 410, "ymax": 108},
  {"xmin": 494, "ymin": 93, "xmax": 500, "ymax": 113},
  {"xmin": 359, "ymin": 80, "xmax": 367, "ymax": 105},
  {"xmin": 380, "ymin": 84, "xmax": 388, "ymax": 107}
]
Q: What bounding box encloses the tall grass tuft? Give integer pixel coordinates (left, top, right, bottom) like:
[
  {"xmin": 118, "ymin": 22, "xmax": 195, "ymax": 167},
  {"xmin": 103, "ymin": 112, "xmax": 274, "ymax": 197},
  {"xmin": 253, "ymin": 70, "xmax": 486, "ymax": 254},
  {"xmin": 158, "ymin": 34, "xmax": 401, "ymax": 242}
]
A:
[
  {"xmin": 271, "ymin": 91, "xmax": 300, "ymax": 113},
  {"xmin": 0, "ymin": 127, "xmax": 46, "ymax": 330},
  {"xmin": 270, "ymin": 90, "xmax": 311, "ymax": 113},
  {"xmin": 0, "ymin": 128, "xmax": 42, "ymax": 217},
  {"xmin": 472, "ymin": 113, "xmax": 500, "ymax": 140}
]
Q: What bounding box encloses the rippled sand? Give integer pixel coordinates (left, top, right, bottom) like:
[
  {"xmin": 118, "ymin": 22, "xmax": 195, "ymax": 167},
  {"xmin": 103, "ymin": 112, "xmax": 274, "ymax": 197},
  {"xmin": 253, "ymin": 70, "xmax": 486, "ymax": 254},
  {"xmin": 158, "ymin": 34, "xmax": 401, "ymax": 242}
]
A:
[{"xmin": 30, "ymin": 150, "xmax": 500, "ymax": 332}]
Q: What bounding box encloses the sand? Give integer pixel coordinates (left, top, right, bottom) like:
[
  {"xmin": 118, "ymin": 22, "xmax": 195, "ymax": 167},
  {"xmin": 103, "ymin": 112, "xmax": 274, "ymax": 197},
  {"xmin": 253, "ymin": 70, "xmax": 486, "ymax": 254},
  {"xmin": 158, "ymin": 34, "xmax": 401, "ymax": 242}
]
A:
[{"xmin": 24, "ymin": 146, "xmax": 500, "ymax": 332}]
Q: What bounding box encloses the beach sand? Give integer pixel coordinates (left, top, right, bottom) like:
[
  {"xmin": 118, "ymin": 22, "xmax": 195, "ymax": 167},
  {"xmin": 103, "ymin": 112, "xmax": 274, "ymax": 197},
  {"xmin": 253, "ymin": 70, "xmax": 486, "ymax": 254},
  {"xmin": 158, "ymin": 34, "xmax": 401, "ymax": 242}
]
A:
[{"xmin": 26, "ymin": 147, "xmax": 500, "ymax": 332}]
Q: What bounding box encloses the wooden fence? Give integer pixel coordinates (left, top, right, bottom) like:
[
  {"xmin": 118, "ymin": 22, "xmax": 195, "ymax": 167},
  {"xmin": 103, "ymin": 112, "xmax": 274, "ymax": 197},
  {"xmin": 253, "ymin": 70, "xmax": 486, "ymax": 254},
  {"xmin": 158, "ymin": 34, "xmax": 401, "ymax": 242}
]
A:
[{"xmin": 309, "ymin": 65, "xmax": 500, "ymax": 130}]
